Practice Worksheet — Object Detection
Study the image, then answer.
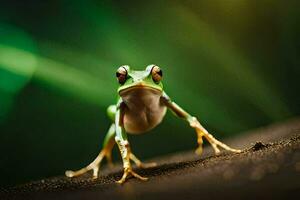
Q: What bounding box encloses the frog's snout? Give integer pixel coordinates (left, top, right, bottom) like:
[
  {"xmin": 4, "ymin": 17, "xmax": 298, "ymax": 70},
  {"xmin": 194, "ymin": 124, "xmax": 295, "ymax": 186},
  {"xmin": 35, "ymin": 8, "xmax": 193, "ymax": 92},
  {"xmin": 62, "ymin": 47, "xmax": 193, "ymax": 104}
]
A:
[{"xmin": 134, "ymin": 80, "xmax": 146, "ymax": 86}]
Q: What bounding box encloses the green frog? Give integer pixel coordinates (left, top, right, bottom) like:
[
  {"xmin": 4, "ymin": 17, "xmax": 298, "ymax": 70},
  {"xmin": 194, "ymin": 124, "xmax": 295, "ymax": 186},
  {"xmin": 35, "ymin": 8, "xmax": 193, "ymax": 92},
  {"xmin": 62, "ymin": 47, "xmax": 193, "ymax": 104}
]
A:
[{"xmin": 65, "ymin": 65, "xmax": 241, "ymax": 184}]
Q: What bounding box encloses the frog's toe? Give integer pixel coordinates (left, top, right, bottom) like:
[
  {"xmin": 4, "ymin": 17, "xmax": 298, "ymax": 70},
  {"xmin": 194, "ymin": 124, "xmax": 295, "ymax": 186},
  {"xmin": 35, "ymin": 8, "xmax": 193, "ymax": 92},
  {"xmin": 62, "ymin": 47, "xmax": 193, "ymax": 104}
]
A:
[
  {"xmin": 129, "ymin": 153, "xmax": 157, "ymax": 168},
  {"xmin": 65, "ymin": 170, "xmax": 75, "ymax": 177},
  {"xmin": 195, "ymin": 146, "xmax": 203, "ymax": 155},
  {"xmin": 92, "ymin": 166, "xmax": 99, "ymax": 179},
  {"xmin": 116, "ymin": 167, "xmax": 148, "ymax": 184},
  {"xmin": 138, "ymin": 162, "xmax": 157, "ymax": 169}
]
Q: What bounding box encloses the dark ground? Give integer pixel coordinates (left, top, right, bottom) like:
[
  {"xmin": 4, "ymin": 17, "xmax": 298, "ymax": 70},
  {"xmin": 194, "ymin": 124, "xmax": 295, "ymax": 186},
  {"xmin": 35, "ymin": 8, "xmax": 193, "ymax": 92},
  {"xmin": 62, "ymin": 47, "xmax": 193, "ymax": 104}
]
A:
[{"xmin": 1, "ymin": 118, "xmax": 300, "ymax": 200}]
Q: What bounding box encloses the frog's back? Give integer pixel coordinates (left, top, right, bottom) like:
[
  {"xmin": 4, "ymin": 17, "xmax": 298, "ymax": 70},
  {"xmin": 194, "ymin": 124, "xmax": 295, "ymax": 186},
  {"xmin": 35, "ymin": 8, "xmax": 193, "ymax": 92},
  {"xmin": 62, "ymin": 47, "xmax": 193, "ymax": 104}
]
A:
[{"xmin": 120, "ymin": 87, "xmax": 167, "ymax": 134}]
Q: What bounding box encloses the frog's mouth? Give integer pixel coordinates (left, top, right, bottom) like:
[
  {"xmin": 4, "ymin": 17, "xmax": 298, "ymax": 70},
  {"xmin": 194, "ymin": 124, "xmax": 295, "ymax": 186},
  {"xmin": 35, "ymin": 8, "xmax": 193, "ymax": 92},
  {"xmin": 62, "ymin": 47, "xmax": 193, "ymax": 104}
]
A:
[{"xmin": 119, "ymin": 84, "xmax": 162, "ymax": 97}]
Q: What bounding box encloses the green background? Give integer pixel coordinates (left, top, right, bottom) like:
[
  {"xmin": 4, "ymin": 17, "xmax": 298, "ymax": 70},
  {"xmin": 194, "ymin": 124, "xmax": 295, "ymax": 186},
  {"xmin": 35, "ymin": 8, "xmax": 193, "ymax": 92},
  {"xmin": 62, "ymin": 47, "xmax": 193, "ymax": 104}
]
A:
[{"xmin": 0, "ymin": 0, "xmax": 299, "ymax": 187}]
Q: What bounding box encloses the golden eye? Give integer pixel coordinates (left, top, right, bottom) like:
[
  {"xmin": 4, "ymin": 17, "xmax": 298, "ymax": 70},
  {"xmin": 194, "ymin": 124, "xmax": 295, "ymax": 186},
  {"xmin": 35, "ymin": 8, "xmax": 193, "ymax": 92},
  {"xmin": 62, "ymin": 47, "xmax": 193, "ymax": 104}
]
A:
[
  {"xmin": 116, "ymin": 66, "xmax": 127, "ymax": 84},
  {"xmin": 151, "ymin": 65, "xmax": 163, "ymax": 83}
]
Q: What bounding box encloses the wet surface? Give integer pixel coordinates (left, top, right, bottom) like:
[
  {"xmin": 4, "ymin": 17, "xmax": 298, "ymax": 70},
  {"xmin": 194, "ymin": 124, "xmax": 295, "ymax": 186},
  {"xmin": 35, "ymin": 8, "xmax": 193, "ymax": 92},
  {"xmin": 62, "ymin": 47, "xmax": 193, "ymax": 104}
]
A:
[{"xmin": 1, "ymin": 118, "xmax": 300, "ymax": 200}]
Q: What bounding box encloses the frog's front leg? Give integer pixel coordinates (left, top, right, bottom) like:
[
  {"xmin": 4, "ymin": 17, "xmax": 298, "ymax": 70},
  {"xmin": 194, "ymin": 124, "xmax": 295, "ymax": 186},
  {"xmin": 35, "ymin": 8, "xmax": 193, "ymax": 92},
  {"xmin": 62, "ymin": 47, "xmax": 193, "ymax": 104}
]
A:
[
  {"xmin": 115, "ymin": 101, "xmax": 149, "ymax": 184},
  {"xmin": 161, "ymin": 92, "xmax": 242, "ymax": 155}
]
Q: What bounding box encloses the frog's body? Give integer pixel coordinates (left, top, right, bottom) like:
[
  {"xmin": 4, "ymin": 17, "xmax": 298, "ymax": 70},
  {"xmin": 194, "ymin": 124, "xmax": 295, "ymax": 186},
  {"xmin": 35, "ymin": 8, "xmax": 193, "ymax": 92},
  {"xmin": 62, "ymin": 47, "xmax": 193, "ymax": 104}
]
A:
[
  {"xmin": 120, "ymin": 86, "xmax": 166, "ymax": 134},
  {"xmin": 66, "ymin": 65, "xmax": 242, "ymax": 184}
]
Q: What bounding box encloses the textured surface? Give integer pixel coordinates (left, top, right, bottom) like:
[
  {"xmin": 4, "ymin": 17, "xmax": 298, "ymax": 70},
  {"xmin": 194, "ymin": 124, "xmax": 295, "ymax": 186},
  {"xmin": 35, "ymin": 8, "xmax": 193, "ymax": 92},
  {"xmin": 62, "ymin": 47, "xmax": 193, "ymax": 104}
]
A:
[{"xmin": 1, "ymin": 118, "xmax": 300, "ymax": 200}]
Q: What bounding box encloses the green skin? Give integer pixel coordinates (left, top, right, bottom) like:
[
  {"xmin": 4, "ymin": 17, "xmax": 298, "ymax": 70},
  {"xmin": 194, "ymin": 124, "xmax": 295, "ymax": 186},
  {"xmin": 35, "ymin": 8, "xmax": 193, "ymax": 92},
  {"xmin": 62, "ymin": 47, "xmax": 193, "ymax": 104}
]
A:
[{"xmin": 66, "ymin": 65, "xmax": 241, "ymax": 184}]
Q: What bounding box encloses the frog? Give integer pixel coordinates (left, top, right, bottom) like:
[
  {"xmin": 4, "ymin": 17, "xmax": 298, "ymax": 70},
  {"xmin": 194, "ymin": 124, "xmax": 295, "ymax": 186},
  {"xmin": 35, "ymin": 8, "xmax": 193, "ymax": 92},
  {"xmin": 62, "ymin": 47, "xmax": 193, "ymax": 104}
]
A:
[{"xmin": 65, "ymin": 64, "xmax": 242, "ymax": 184}]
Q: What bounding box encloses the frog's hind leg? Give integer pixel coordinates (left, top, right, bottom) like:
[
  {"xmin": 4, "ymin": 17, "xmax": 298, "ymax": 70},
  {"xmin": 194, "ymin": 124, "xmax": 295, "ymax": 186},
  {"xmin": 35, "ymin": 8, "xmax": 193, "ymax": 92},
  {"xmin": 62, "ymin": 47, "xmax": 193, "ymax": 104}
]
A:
[{"xmin": 65, "ymin": 123, "xmax": 116, "ymax": 179}]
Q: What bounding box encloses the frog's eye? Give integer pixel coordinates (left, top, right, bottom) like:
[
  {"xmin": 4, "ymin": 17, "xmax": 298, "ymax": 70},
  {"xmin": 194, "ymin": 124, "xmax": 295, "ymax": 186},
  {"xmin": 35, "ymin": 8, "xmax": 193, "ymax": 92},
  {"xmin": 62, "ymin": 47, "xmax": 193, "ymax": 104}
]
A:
[
  {"xmin": 151, "ymin": 66, "xmax": 163, "ymax": 83},
  {"xmin": 116, "ymin": 66, "xmax": 127, "ymax": 84}
]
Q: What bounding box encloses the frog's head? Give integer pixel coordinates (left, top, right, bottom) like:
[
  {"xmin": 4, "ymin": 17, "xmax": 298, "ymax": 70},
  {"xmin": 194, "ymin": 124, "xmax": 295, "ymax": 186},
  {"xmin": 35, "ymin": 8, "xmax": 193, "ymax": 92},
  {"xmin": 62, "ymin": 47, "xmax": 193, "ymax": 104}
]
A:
[{"xmin": 116, "ymin": 65, "xmax": 163, "ymax": 95}]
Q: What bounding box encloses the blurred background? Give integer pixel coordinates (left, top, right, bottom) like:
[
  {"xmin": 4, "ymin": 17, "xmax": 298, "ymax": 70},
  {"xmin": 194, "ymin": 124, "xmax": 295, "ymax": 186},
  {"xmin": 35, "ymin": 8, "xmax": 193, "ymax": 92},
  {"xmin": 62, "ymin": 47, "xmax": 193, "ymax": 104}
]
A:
[{"xmin": 0, "ymin": 0, "xmax": 299, "ymax": 187}]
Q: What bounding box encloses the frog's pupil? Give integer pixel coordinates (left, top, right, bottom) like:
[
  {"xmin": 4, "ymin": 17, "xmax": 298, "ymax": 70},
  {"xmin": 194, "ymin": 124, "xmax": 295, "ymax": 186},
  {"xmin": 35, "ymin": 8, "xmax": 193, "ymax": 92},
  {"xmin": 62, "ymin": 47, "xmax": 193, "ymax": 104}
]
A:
[{"xmin": 157, "ymin": 69, "xmax": 162, "ymax": 76}]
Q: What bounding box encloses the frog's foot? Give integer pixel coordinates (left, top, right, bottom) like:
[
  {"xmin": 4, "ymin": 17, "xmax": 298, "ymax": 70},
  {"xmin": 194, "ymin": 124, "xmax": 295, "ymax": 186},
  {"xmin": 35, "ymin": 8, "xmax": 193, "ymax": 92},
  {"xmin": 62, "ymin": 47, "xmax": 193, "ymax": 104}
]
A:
[
  {"xmin": 65, "ymin": 150, "xmax": 105, "ymax": 179},
  {"xmin": 115, "ymin": 153, "xmax": 155, "ymax": 184},
  {"xmin": 129, "ymin": 153, "xmax": 157, "ymax": 169},
  {"xmin": 190, "ymin": 117, "xmax": 242, "ymax": 155},
  {"xmin": 116, "ymin": 166, "xmax": 148, "ymax": 184},
  {"xmin": 65, "ymin": 144, "xmax": 115, "ymax": 179}
]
